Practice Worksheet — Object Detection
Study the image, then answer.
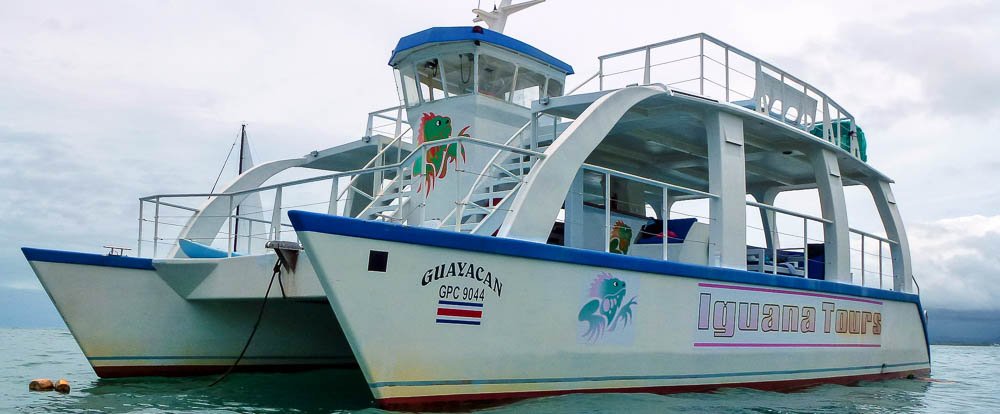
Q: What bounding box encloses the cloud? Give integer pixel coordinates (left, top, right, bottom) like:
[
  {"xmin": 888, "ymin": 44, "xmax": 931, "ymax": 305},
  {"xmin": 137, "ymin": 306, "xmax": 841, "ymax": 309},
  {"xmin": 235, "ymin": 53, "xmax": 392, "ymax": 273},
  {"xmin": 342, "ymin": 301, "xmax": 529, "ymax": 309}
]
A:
[{"xmin": 909, "ymin": 215, "xmax": 1000, "ymax": 310}]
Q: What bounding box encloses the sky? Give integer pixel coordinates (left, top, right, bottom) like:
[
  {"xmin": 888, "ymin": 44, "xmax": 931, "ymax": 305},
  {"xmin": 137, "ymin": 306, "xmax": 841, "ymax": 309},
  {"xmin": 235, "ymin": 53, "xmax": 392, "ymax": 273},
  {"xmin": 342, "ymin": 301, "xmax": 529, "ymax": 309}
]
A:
[{"xmin": 1, "ymin": 0, "xmax": 998, "ymax": 325}]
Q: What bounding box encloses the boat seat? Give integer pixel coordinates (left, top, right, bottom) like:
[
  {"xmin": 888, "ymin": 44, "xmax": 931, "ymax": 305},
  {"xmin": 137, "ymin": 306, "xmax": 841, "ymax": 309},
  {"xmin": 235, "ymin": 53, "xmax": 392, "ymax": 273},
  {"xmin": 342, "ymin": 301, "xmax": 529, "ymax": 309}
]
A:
[{"xmin": 635, "ymin": 217, "xmax": 697, "ymax": 244}]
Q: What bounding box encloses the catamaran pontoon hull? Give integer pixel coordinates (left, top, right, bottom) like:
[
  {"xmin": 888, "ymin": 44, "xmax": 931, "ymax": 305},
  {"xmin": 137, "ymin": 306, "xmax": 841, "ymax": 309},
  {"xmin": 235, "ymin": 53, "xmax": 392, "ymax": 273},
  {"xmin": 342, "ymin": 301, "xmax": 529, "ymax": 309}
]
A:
[
  {"xmin": 21, "ymin": 247, "xmax": 357, "ymax": 377},
  {"xmin": 290, "ymin": 211, "xmax": 930, "ymax": 408}
]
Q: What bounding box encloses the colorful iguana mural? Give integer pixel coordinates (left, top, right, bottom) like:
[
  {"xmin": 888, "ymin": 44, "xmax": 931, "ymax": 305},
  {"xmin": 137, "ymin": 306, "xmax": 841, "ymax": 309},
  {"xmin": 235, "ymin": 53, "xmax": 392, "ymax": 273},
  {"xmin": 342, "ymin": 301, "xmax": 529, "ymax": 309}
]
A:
[
  {"xmin": 609, "ymin": 220, "xmax": 632, "ymax": 255},
  {"xmin": 414, "ymin": 112, "xmax": 470, "ymax": 195},
  {"xmin": 578, "ymin": 272, "xmax": 638, "ymax": 342}
]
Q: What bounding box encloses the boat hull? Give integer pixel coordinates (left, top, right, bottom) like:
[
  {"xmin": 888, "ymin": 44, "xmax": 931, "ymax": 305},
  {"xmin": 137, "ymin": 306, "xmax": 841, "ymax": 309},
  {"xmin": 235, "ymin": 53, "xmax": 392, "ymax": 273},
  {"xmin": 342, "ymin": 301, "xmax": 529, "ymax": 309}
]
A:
[
  {"xmin": 290, "ymin": 211, "xmax": 930, "ymax": 409},
  {"xmin": 21, "ymin": 248, "xmax": 356, "ymax": 377}
]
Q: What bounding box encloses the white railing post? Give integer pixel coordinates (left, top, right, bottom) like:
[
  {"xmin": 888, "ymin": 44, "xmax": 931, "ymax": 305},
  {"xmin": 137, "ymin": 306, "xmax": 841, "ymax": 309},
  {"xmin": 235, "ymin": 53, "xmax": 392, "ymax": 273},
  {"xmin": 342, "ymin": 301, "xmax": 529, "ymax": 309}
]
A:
[
  {"xmin": 271, "ymin": 187, "xmax": 283, "ymax": 241},
  {"xmin": 772, "ymin": 221, "xmax": 778, "ymax": 275},
  {"xmin": 227, "ymin": 195, "xmax": 234, "ymax": 258},
  {"xmin": 455, "ymin": 142, "xmax": 464, "ymax": 231},
  {"xmin": 245, "ymin": 221, "xmax": 252, "ymax": 254},
  {"xmin": 860, "ymin": 235, "xmax": 866, "ymax": 286},
  {"xmin": 153, "ymin": 197, "xmax": 160, "ymax": 258},
  {"xmin": 328, "ymin": 177, "xmax": 339, "ymax": 215},
  {"xmin": 394, "ymin": 106, "xmax": 403, "ymax": 139},
  {"xmin": 803, "ymin": 218, "xmax": 808, "ymax": 278},
  {"xmin": 724, "ymin": 47, "xmax": 730, "ymax": 102},
  {"xmin": 879, "ymin": 240, "xmax": 884, "ymax": 287},
  {"xmin": 598, "ymin": 59, "xmax": 604, "ymax": 90},
  {"xmin": 643, "ymin": 47, "xmax": 651, "ymax": 85},
  {"xmin": 699, "ymin": 35, "xmax": 705, "ymax": 95},
  {"xmin": 137, "ymin": 200, "xmax": 144, "ymax": 257},
  {"xmin": 604, "ymin": 172, "xmax": 611, "ymax": 253}
]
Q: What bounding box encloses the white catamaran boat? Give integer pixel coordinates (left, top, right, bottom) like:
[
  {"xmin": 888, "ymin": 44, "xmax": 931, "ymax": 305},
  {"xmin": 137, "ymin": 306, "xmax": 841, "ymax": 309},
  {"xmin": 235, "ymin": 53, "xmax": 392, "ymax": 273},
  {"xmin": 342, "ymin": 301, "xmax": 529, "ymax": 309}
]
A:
[{"xmin": 23, "ymin": 3, "xmax": 929, "ymax": 409}]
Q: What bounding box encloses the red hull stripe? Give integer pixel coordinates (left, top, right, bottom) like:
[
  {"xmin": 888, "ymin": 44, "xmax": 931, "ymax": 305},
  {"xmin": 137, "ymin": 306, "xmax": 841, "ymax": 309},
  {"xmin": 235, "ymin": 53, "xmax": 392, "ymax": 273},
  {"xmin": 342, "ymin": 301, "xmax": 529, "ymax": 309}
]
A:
[
  {"xmin": 693, "ymin": 342, "xmax": 881, "ymax": 348},
  {"xmin": 377, "ymin": 368, "xmax": 930, "ymax": 411},
  {"xmin": 437, "ymin": 308, "xmax": 483, "ymax": 318}
]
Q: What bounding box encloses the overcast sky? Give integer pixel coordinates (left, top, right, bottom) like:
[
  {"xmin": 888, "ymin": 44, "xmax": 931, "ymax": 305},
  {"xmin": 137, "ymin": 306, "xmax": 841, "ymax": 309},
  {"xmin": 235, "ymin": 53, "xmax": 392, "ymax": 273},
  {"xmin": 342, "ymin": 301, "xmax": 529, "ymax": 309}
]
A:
[{"xmin": 1, "ymin": 0, "xmax": 998, "ymax": 318}]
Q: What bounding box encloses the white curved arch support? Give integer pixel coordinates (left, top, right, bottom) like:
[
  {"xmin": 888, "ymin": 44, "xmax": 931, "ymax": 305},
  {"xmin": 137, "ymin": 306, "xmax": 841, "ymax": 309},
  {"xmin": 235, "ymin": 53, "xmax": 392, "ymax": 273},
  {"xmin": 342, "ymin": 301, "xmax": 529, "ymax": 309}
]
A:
[
  {"xmin": 865, "ymin": 179, "xmax": 913, "ymax": 292},
  {"xmin": 498, "ymin": 85, "xmax": 668, "ymax": 242},
  {"xmin": 169, "ymin": 157, "xmax": 310, "ymax": 257}
]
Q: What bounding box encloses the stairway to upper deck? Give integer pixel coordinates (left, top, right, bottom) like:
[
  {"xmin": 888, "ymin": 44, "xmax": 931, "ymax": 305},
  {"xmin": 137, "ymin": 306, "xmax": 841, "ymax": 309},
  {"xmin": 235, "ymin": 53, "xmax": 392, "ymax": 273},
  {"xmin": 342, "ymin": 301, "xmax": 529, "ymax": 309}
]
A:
[{"xmin": 448, "ymin": 138, "xmax": 551, "ymax": 234}]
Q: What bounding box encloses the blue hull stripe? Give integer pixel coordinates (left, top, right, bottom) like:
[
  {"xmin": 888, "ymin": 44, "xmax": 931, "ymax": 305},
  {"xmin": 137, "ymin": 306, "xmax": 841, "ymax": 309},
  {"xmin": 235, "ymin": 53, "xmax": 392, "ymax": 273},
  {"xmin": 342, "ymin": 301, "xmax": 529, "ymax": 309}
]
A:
[
  {"xmin": 287, "ymin": 211, "xmax": 921, "ymax": 305},
  {"xmin": 369, "ymin": 361, "xmax": 930, "ymax": 388},
  {"xmin": 22, "ymin": 247, "xmax": 155, "ymax": 271},
  {"xmin": 88, "ymin": 355, "xmax": 348, "ymax": 361},
  {"xmin": 438, "ymin": 300, "xmax": 484, "ymax": 307},
  {"xmin": 436, "ymin": 319, "xmax": 481, "ymax": 325}
]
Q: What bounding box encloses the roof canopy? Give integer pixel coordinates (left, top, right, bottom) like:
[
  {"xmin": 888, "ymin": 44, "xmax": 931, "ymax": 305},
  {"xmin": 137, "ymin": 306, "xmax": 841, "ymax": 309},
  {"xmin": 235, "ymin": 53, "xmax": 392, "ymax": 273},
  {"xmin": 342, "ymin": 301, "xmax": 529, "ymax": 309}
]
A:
[{"xmin": 389, "ymin": 26, "xmax": 574, "ymax": 75}]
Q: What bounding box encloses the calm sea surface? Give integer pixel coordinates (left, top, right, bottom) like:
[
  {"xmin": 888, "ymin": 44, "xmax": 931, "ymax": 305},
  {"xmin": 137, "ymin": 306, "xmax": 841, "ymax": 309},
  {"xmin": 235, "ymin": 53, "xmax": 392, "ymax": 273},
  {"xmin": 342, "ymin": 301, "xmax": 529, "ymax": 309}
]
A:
[{"xmin": 1, "ymin": 328, "xmax": 997, "ymax": 413}]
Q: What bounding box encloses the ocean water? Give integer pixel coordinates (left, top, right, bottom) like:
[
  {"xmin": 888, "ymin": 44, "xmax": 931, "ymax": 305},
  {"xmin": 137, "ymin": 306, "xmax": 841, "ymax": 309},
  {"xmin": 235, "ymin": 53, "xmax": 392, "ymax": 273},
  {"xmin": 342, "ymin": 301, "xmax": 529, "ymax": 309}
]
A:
[{"xmin": 1, "ymin": 329, "xmax": 997, "ymax": 413}]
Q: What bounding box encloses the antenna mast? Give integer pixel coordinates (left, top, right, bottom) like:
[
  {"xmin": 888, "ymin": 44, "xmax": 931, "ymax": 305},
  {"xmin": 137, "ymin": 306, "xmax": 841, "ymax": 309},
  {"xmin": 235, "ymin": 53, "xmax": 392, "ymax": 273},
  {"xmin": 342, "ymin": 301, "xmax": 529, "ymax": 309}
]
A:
[
  {"xmin": 233, "ymin": 124, "xmax": 247, "ymax": 253},
  {"xmin": 472, "ymin": 0, "xmax": 545, "ymax": 33}
]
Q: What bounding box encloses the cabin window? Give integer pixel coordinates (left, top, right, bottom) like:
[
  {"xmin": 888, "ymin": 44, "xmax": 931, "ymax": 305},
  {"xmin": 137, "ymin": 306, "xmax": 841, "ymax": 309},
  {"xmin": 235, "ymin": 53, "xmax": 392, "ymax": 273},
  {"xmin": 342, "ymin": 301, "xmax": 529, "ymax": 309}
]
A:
[
  {"xmin": 399, "ymin": 66, "xmax": 420, "ymax": 108},
  {"xmin": 511, "ymin": 66, "xmax": 545, "ymax": 107},
  {"xmin": 478, "ymin": 54, "xmax": 516, "ymax": 101},
  {"xmin": 441, "ymin": 53, "xmax": 475, "ymax": 97},
  {"xmin": 582, "ymin": 170, "xmax": 606, "ymax": 207},
  {"xmin": 417, "ymin": 58, "xmax": 445, "ymax": 102},
  {"xmin": 546, "ymin": 78, "xmax": 564, "ymax": 98}
]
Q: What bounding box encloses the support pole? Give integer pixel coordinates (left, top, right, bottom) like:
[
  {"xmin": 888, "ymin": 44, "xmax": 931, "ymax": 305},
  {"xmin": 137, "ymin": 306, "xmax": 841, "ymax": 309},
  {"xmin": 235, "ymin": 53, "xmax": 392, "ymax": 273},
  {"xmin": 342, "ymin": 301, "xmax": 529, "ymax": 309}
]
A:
[
  {"xmin": 604, "ymin": 172, "xmax": 611, "ymax": 253},
  {"xmin": 706, "ymin": 110, "xmax": 747, "ymax": 269},
  {"xmin": 810, "ymin": 148, "xmax": 851, "ymax": 283},
  {"xmin": 865, "ymin": 179, "xmax": 912, "ymax": 292}
]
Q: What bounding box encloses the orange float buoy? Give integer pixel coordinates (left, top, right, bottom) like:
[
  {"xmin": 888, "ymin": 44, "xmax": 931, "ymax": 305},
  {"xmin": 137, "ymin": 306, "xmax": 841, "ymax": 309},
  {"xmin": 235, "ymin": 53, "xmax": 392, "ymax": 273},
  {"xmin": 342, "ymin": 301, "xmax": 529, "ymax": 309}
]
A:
[
  {"xmin": 29, "ymin": 379, "xmax": 54, "ymax": 391},
  {"xmin": 55, "ymin": 379, "xmax": 71, "ymax": 394}
]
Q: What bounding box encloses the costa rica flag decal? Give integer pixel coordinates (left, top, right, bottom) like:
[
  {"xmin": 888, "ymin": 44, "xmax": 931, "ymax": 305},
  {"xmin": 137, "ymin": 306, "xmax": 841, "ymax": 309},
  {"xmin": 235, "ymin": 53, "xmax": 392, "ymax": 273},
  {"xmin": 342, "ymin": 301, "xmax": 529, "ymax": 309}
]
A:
[{"xmin": 436, "ymin": 300, "xmax": 483, "ymax": 326}]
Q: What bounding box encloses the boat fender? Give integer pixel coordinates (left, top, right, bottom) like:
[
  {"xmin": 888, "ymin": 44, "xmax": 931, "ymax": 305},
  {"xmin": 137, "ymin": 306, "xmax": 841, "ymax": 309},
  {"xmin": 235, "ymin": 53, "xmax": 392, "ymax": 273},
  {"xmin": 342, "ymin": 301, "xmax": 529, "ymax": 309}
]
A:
[
  {"xmin": 55, "ymin": 379, "xmax": 70, "ymax": 394},
  {"xmin": 28, "ymin": 379, "xmax": 53, "ymax": 391}
]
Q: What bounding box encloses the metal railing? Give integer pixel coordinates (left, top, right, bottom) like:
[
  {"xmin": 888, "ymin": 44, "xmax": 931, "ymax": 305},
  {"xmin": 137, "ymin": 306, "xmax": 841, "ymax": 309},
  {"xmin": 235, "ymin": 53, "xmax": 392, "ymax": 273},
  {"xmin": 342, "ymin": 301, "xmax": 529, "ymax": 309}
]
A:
[
  {"xmin": 137, "ymin": 136, "xmax": 542, "ymax": 258},
  {"xmin": 849, "ymin": 228, "xmax": 898, "ymax": 290},
  {"xmin": 746, "ymin": 201, "xmax": 829, "ymax": 278},
  {"xmin": 583, "ymin": 164, "xmax": 715, "ymax": 258},
  {"xmin": 595, "ymin": 33, "xmax": 862, "ymax": 161}
]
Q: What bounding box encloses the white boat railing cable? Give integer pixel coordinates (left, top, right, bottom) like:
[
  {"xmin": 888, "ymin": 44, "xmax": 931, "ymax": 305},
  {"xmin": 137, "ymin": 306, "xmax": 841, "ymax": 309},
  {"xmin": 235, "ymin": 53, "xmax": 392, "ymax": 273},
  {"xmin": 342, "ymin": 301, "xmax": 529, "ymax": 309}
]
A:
[{"xmin": 596, "ymin": 33, "xmax": 860, "ymax": 160}]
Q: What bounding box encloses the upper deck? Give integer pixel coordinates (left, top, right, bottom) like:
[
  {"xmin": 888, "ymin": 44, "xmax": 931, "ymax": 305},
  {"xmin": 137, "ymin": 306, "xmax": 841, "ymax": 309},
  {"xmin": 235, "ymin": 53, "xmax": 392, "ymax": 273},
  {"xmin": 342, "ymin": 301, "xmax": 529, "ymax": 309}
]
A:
[{"xmin": 538, "ymin": 33, "xmax": 881, "ymax": 195}]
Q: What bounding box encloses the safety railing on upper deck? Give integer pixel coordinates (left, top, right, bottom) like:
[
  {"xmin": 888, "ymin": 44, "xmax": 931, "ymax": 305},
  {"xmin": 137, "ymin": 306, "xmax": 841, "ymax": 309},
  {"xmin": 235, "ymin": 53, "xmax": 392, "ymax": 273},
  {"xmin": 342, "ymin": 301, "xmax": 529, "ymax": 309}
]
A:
[{"xmin": 573, "ymin": 33, "xmax": 863, "ymax": 161}]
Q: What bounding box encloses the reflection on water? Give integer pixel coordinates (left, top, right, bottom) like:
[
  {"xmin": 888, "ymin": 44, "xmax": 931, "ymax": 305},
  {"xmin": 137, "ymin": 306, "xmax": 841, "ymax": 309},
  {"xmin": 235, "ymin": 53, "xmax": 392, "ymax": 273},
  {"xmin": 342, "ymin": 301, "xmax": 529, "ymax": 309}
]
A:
[
  {"xmin": 19, "ymin": 369, "xmax": 376, "ymax": 414},
  {"xmin": 2, "ymin": 329, "xmax": 998, "ymax": 413}
]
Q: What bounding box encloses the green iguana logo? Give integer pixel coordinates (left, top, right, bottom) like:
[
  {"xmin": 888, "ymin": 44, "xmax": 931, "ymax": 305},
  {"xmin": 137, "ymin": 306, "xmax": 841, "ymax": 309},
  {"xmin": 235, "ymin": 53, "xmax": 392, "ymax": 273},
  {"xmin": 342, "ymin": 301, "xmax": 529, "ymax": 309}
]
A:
[
  {"xmin": 578, "ymin": 272, "xmax": 638, "ymax": 342},
  {"xmin": 609, "ymin": 220, "xmax": 632, "ymax": 255},
  {"xmin": 415, "ymin": 112, "xmax": 469, "ymax": 195}
]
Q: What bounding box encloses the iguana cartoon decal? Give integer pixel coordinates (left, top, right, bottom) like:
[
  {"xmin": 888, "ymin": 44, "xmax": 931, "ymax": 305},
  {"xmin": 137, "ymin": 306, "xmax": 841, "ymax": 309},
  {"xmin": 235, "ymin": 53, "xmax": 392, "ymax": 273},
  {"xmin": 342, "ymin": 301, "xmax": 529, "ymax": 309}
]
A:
[
  {"xmin": 578, "ymin": 272, "xmax": 638, "ymax": 342},
  {"xmin": 414, "ymin": 112, "xmax": 469, "ymax": 195},
  {"xmin": 609, "ymin": 220, "xmax": 632, "ymax": 255}
]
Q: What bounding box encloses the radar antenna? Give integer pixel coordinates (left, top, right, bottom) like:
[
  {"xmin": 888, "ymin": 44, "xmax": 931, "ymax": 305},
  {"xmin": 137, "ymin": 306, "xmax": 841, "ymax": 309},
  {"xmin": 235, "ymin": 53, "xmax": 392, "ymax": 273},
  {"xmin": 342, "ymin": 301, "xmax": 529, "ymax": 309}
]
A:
[{"xmin": 472, "ymin": 0, "xmax": 545, "ymax": 33}]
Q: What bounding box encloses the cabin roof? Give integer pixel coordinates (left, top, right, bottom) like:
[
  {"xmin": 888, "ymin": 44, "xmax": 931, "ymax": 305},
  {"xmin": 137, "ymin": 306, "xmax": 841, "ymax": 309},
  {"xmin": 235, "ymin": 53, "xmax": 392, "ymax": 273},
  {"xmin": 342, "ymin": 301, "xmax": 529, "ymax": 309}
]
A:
[
  {"xmin": 389, "ymin": 26, "xmax": 575, "ymax": 75},
  {"xmin": 535, "ymin": 89, "xmax": 892, "ymax": 196}
]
